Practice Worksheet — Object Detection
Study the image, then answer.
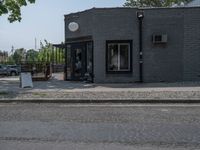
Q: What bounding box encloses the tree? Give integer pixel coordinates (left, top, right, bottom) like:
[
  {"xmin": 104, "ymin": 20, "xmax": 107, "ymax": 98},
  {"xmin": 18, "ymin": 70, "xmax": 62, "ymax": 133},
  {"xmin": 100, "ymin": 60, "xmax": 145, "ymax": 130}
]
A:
[
  {"xmin": 124, "ymin": 0, "xmax": 192, "ymax": 7},
  {"xmin": 26, "ymin": 49, "xmax": 38, "ymax": 63},
  {"xmin": 38, "ymin": 40, "xmax": 53, "ymax": 63},
  {"xmin": 0, "ymin": 0, "xmax": 35, "ymax": 22},
  {"xmin": 38, "ymin": 40, "xmax": 65, "ymax": 64},
  {"xmin": 13, "ymin": 48, "xmax": 26, "ymax": 64},
  {"xmin": 0, "ymin": 50, "xmax": 8, "ymax": 63}
]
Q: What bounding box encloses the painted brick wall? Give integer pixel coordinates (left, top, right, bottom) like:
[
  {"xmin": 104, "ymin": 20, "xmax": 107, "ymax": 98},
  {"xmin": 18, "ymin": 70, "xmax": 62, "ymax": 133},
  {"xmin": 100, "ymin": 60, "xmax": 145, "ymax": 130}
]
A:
[
  {"xmin": 183, "ymin": 8, "xmax": 200, "ymax": 81},
  {"xmin": 142, "ymin": 8, "xmax": 184, "ymax": 82},
  {"xmin": 92, "ymin": 8, "xmax": 139, "ymax": 83},
  {"xmin": 64, "ymin": 7, "xmax": 200, "ymax": 83},
  {"xmin": 65, "ymin": 9, "xmax": 94, "ymax": 40}
]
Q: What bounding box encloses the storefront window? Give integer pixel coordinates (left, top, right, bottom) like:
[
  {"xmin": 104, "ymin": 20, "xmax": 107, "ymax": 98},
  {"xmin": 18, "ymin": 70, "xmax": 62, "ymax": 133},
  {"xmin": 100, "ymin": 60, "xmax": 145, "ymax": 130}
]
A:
[{"xmin": 107, "ymin": 41, "xmax": 132, "ymax": 73}]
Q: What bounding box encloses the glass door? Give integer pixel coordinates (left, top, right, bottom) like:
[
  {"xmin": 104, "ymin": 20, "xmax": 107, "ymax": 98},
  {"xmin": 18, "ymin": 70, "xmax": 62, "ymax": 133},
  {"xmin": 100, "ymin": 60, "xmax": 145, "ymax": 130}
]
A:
[
  {"xmin": 71, "ymin": 43, "xmax": 86, "ymax": 80},
  {"xmin": 65, "ymin": 42, "xmax": 93, "ymax": 81}
]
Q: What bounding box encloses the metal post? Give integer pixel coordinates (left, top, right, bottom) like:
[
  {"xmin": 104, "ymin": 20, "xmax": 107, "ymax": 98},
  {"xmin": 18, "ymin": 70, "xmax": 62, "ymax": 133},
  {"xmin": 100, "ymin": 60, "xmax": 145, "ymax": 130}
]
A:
[
  {"xmin": 56, "ymin": 47, "xmax": 57, "ymax": 64},
  {"xmin": 58, "ymin": 48, "xmax": 60, "ymax": 64},
  {"xmin": 137, "ymin": 11, "xmax": 144, "ymax": 83},
  {"xmin": 64, "ymin": 45, "xmax": 68, "ymax": 80},
  {"xmin": 52, "ymin": 47, "xmax": 54, "ymax": 64}
]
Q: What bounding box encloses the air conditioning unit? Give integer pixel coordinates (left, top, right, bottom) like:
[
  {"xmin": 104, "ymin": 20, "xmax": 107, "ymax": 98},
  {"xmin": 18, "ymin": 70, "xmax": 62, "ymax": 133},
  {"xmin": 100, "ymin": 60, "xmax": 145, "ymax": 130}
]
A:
[{"xmin": 152, "ymin": 34, "xmax": 168, "ymax": 44}]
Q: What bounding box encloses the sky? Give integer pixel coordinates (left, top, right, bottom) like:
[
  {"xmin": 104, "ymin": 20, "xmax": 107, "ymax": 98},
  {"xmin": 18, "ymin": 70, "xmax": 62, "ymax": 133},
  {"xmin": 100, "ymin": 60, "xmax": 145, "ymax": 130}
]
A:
[{"xmin": 0, "ymin": 0, "xmax": 125, "ymax": 53}]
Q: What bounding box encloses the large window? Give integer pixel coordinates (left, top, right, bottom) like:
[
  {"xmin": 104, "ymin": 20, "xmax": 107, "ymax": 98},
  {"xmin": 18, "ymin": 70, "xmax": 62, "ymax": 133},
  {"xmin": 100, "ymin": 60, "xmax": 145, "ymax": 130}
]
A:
[{"xmin": 106, "ymin": 41, "xmax": 132, "ymax": 73}]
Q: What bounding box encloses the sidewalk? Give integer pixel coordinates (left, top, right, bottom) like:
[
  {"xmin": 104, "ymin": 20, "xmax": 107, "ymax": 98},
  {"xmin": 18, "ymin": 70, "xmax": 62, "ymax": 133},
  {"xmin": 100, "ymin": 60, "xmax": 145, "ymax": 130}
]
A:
[{"xmin": 0, "ymin": 76, "xmax": 200, "ymax": 103}]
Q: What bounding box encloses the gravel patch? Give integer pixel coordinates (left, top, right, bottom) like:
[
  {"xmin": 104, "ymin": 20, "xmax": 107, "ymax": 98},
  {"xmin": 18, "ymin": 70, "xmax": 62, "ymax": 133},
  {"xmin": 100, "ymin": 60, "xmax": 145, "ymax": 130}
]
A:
[
  {"xmin": 1, "ymin": 91, "xmax": 200, "ymax": 100},
  {"xmin": 1, "ymin": 76, "xmax": 200, "ymax": 100}
]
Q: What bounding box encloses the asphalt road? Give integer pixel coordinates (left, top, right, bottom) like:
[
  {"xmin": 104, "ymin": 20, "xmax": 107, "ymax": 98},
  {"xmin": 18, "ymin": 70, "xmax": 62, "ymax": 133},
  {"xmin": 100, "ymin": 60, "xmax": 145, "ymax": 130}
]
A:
[{"xmin": 0, "ymin": 103, "xmax": 200, "ymax": 150}]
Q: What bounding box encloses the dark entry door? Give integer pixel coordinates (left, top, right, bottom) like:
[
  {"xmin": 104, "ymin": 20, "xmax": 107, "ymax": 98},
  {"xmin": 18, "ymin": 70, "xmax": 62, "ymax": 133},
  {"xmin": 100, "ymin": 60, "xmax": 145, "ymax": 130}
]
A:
[{"xmin": 71, "ymin": 43, "xmax": 86, "ymax": 80}]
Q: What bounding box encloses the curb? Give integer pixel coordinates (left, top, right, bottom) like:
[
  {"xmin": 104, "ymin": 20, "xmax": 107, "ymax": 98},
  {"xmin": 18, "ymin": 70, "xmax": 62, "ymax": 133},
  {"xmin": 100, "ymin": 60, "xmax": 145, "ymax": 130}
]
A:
[{"xmin": 0, "ymin": 98, "xmax": 200, "ymax": 104}]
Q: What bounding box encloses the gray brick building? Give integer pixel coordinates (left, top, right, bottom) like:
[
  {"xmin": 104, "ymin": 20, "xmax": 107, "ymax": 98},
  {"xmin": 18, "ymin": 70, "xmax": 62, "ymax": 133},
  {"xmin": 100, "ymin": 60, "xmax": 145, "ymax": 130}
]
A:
[{"xmin": 63, "ymin": 7, "xmax": 200, "ymax": 83}]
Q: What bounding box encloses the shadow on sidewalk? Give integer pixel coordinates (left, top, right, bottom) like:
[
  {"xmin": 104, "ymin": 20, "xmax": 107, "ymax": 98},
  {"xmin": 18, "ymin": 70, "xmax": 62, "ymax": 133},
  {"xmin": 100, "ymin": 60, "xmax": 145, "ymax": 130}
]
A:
[{"xmin": 0, "ymin": 73, "xmax": 200, "ymax": 95}]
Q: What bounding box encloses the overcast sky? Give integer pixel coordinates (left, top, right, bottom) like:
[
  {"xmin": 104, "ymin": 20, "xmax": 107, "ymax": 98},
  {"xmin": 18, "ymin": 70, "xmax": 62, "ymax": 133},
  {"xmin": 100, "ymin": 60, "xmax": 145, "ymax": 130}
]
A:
[{"xmin": 0, "ymin": 0, "xmax": 125, "ymax": 52}]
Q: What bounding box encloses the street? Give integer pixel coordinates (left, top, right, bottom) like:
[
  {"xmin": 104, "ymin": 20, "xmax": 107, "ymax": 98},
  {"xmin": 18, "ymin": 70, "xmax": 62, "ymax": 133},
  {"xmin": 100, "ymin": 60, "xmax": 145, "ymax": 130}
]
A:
[{"xmin": 0, "ymin": 103, "xmax": 200, "ymax": 150}]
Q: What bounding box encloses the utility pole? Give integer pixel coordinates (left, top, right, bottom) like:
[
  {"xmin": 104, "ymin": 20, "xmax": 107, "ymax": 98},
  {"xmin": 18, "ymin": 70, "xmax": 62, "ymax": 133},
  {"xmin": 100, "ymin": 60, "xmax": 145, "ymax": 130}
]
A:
[
  {"xmin": 11, "ymin": 46, "xmax": 14, "ymax": 55},
  {"xmin": 35, "ymin": 38, "xmax": 37, "ymax": 50}
]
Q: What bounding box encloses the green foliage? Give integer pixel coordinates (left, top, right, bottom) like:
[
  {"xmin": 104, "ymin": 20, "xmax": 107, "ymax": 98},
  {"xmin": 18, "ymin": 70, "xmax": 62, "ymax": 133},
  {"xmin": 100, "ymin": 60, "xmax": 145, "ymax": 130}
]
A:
[
  {"xmin": 4, "ymin": 40, "xmax": 65, "ymax": 65},
  {"xmin": 0, "ymin": 0, "xmax": 35, "ymax": 22},
  {"xmin": 26, "ymin": 49, "xmax": 38, "ymax": 63},
  {"xmin": 0, "ymin": 50, "xmax": 8, "ymax": 63},
  {"xmin": 38, "ymin": 40, "xmax": 65, "ymax": 64},
  {"xmin": 38, "ymin": 40, "xmax": 52, "ymax": 63},
  {"xmin": 13, "ymin": 48, "xmax": 26, "ymax": 64},
  {"xmin": 7, "ymin": 56, "xmax": 15, "ymax": 64},
  {"xmin": 124, "ymin": 0, "xmax": 192, "ymax": 7}
]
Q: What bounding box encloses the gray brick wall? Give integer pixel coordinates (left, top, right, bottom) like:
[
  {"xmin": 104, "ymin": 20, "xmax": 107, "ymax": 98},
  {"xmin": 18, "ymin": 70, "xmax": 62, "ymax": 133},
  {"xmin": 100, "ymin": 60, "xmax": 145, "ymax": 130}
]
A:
[
  {"xmin": 143, "ymin": 8, "xmax": 184, "ymax": 82},
  {"xmin": 183, "ymin": 8, "xmax": 200, "ymax": 81},
  {"xmin": 65, "ymin": 7, "xmax": 200, "ymax": 83},
  {"xmin": 65, "ymin": 9, "xmax": 94, "ymax": 39},
  {"xmin": 92, "ymin": 8, "xmax": 139, "ymax": 83}
]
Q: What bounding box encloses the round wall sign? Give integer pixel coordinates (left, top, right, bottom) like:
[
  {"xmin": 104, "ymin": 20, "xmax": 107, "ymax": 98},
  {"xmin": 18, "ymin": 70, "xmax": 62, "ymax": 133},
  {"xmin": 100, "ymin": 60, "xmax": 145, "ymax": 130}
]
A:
[{"xmin": 68, "ymin": 22, "xmax": 79, "ymax": 32}]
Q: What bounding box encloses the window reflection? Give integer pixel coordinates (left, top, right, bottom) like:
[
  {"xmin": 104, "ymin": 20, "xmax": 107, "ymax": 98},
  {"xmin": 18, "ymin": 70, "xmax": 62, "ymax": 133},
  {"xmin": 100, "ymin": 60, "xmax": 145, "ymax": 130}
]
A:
[{"xmin": 107, "ymin": 42, "xmax": 130, "ymax": 72}]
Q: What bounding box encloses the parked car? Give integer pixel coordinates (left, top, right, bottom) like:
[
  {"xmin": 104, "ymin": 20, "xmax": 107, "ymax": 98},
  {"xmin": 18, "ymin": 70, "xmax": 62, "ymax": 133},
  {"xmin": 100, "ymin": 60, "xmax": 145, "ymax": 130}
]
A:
[
  {"xmin": 0, "ymin": 64, "xmax": 20, "ymax": 76},
  {"xmin": 7, "ymin": 65, "xmax": 21, "ymax": 76},
  {"xmin": 0, "ymin": 64, "xmax": 8, "ymax": 76}
]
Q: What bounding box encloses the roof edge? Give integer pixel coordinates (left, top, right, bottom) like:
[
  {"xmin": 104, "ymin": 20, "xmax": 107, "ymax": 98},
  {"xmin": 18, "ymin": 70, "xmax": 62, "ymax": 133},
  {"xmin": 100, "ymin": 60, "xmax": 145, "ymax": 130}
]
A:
[{"xmin": 64, "ymin": 6, "xmax": 200, "ymax": 17}]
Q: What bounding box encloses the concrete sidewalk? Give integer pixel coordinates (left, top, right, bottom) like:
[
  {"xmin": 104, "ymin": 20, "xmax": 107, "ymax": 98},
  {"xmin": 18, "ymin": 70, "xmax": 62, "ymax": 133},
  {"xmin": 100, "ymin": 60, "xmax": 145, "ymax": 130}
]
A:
[{"xmin": 0, "ymin": 76, "xmax": 200, "ymax": 103}]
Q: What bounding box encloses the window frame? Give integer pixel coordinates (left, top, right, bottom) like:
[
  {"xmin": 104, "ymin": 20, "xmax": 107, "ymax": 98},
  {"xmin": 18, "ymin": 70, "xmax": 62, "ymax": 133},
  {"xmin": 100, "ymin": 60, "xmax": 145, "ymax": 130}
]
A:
[{"xmin": 106, "ymin": 40, "xmax": 132, "ymax": 74}]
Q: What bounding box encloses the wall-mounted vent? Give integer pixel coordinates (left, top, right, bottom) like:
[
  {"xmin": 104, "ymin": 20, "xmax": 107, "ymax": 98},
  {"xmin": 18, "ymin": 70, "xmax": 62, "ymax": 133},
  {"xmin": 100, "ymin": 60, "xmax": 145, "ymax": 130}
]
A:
[{"xmin": 152, "ymin": 34, "xmax": 168, "ymax": 44}]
